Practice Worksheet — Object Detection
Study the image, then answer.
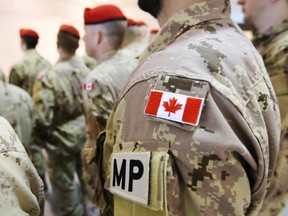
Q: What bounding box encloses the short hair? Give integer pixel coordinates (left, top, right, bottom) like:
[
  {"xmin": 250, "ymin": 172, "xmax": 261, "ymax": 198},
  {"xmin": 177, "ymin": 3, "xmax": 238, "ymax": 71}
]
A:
[
  {"xmin": 21, "ymin": 36, "xmax": 38, "ymax": 49},
  {"xmin": 99, "ymin": 20, "xmax": 127, "ymax": 49},
  {"xmin": 57, "ymin": 31, "xmax": 79, "ymax": 54}
]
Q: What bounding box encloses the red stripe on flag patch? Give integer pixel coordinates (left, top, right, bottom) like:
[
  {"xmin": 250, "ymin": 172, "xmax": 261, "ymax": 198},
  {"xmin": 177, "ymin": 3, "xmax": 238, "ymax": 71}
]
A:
[
  {"xmin": 144, "ymin": 91, "xmax": 163, "ymax": 116},
  {"xmin": 83, "ymin": 83, "xmax": 94, "ymax": 91},
  {"xmin": 182, "ymin": 97, "xmax": 203, "ymax": 125}
]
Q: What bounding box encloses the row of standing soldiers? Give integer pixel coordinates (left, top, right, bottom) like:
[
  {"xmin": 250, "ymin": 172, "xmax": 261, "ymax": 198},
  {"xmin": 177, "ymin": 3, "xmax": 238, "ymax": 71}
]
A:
[
  {"xmin": 0, "ymin": 4, "xmax": 151, "ymax": 215},
  {"xmin": 1, "ymin": 0, "xmax": 288, "ymax": 215}
]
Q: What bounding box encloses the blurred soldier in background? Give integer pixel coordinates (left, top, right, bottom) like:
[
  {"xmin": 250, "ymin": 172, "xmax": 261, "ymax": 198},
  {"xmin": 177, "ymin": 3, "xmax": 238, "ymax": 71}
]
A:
[
  {"xmin": 0, "ymin": 76, "xmax": 35, "ymax": 151},
  {"xmin": 33, "ymin": 24, "xmax": 89, "ymax": 216},
  {"xmin": 0, "ymin": 116, "xmax": 44, "ymax": 215},
  {"xmin": 0, "ymin": 65, "xmax": 47, "ymax": 191},
  {"xmin": 121, "ymin": 18, "xmax": 149, "ymax": 58},
  {"xmin": 9, "ymin": 28, "xmax": 51, "ymax": 95},
  {"xmin": 9, "ymin": 28, "xmax": 51, "ymax": 191},
  {"xmin": 82, "ymin": 4, "xmax": 138, "ymax": 210},
  {"xmin": 93, "ymin": 0, "xmax": 281, "ymax": 215},
  {"xmin": 238, "ymin": 0, "xmax": 288, "ymax": 215}
]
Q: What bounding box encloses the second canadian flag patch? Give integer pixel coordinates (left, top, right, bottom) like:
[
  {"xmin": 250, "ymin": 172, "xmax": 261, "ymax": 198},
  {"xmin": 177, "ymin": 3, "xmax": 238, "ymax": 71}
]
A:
[
  {"xmin": 144, "ymin": 90, "xmax": 204, "ymax": 126},
  {"xmin": 83, "ymin": 83, "xmax": 94, "ymax": 91}
]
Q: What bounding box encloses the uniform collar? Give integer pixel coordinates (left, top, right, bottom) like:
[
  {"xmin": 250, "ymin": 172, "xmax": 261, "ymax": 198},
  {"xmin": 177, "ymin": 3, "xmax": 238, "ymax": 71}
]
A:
[
  {"xmin": 253, "ymin": 20, "xmax": 288, "ymax": 47},
  {"xmin": 24, "ymin": 49, "xmax": 37, "ymax": 55},
  {"xmin": 139, "ymin": 0, "xmax": 231, "ymax": 62},
  {"xmin": 97, "ymin": 50, "xmax": 117, "ymax": 64}
]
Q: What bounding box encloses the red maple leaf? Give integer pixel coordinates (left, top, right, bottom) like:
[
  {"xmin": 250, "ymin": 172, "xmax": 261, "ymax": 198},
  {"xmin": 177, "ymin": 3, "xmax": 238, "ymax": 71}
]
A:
[{"xmin": 162, "ymin": 97, "xmax": 183, "ymax": 117}]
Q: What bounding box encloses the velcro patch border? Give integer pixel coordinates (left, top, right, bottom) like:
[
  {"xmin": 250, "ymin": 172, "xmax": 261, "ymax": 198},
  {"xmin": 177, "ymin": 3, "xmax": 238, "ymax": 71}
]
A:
[{"xmin": 109, "ymin": 152, "xmax": 151, "ymax": 205}]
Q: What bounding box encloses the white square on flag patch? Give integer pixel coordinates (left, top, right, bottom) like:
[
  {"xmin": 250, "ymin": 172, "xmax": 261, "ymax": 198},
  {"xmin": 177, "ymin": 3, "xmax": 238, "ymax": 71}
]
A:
[
  {"xmin": 83, "ymin": 83, "xmax": 94, "ymax": 91},
  {"xmin": 144, "ymin": 90, "xmax": 204, "ymax": 126}
]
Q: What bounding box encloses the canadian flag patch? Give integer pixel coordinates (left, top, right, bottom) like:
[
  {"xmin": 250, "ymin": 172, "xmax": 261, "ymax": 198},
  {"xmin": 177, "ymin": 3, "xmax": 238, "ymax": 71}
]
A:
[
  {"xmin": 144, "ymin": 90, "xmax": 204, "ymax": 126},
  {"xmin": 83, "ymin": 83, "xmax": 94, "ymax": 91}
]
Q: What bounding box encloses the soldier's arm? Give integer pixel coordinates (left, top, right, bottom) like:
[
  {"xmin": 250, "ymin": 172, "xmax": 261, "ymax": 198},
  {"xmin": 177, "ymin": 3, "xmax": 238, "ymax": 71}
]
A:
[
  {"xmin": 32, "ymin": 77, "xmax": 55, "ymax": 135},
  {"xmin": 0, "ymin": 116, "xmax": 44, "ymax": 215},
  {"xmin": 100, "ymin": 76, "xmax": 274, "ymax": 215},
  {"xmin": 83, "ymin": 80, "xmax": 114, "ymax": 151},
  {"xmin": 9, "ymin": 65, "xmax": 23, "ymax": 86}
]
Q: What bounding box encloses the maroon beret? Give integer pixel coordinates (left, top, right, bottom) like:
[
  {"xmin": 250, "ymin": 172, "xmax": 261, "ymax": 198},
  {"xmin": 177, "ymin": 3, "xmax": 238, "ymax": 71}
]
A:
[
  {"xmin": 59, "ymin": 24, "xmax": 80, "ymax": 39},
  {"xmin": 136, "ymin": 21, "xmax": 147, "ymax": 26},
  {"xmin": 151, "ymin": 29, "xmax": 159, "ymax": 34},
  {"xmin": 84, "ymin": 4, "xmax": 126, "ymax": 25},
  {"xmin": 19, "ymin": 28, "xmax": 39, "ymax": 38},
  {"xmin": 127, "ymin": 19, "xmax": 137, "ymax": 26}
]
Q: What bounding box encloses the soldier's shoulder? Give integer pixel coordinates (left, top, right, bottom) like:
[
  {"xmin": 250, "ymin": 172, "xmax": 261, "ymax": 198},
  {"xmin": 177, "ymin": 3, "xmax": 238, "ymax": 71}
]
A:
[
  {"xmin": 0, "ymin": 116, "xmax": 26, "ymax": 153},
  {"xmin": 10, "ymin": 60, "xmax": 24, "ymax": 72},
  {"xmin": 6, "ymin": 84, "xmax": 34, "ymax": 106}
]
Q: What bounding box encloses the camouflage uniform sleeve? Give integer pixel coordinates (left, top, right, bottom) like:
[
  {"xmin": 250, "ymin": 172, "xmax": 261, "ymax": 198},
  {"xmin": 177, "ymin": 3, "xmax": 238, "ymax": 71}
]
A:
[
  {"xmin": 0, "ymin": 116, "xmax": 44, "ymax": 216},
  {"xmin": 83, "ymin": 78, "xmax": 114, "ymax": 150},
  {"xmin": 259, "ymin": 38, "xmax": 288, "ymax": 215},
  {"xmin": 101, "ymin": 75, "xmax": 272, "ymax": 215},
  {"xmin": 83, "ymin": 90, "xmax": 102, "ymax": 149},
  {"xmin": 12, "ymin": 86, "xmax": 35, "ymax": 150},
  {"xmin": 32, "ymin": 74, "xmax": 55, "ymax": 134},
  {"xmin": 9, "ymin": 64, "xmax": 23, "ymax": 86}
]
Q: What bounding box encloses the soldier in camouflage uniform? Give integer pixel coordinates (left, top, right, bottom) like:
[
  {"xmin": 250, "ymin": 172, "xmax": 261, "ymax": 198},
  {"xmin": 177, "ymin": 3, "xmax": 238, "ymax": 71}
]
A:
[
  {"xmin": 91, "ymin": 0, "xmax": 281, "ymax": 215},
  {"xmin": 0, "ymin": 79, "xmax": 35, "ymax": 151},
  {"xmin": 82, "ymin": 5, "xmax": 138, "ymax": 203},
  {"xmin": 238, "ymin": 0, "xmax": 288, "ymax": 215},
  {"xmin": 33, "ymin": 24, "xmax": 89, "ymax": 216},
  {"xmin": 121, "ymin": 18, "xmax": 149, "ymax": 58},
  {"xmin": 0, "ymin": 116, "xmax": 44, "ymax": 215},
  {"xmin": 9, "ymin": 28, "xmax": 51, "ymax": 95},
  {"xmin": 0, "ymin": 73, "xmax": 46, "ymax": 192},
  {"xmin": 9, "ymin": 28, "xmax": 51, "ymax": 190}
]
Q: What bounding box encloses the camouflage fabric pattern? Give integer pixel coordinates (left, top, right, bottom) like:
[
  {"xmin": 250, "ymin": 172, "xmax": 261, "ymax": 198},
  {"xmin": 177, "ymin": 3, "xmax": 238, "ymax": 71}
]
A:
[
  {"xmin": 81, "ymin": 55, "xmax": 98, "ymax": 70},
  {"xmin": 33, "ymin": 56, "xmax": 89, "ymax": 216},
  {"xmin": 253, "ymin": 20, "xmax": 288, "ymax": 216},
  {"xmin": 0, "ymin": 78, "xmax": 46, "ymax": 184},
  {"xmin": 83, "ymin": 49, "xmax": 138, "ymax": 152},
  {"xmin": 10, "ymin": 49, "xmax": 51, "ymax": 95},
  {"xmin": 83, "ymin": 49, "xmax": 138, "ymax": 203},
  {"xmin": 83, "ymin": 50, "xmax": 138, "ymax": 132},
  {"xmin": 97, "ymin": 1, "xmax": 281, "ymax": 215},
  {"xmin": 0, "ymin": 67, "xmax": 5, "ymax": 81},
  {"xmin": 0, "ymin": 116, "xmax": 44, "ymax": 215},
  {"xmin": 0, "ymin": 80, "xmax": 35, "ymax": 150},
  {"xmin": 121, "ymin": 41, "xmax": 149, "ymax": 59}
]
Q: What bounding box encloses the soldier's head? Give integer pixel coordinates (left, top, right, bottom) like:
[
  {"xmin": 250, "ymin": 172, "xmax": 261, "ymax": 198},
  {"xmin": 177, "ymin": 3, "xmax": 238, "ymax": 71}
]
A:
[
  {"xmin": 138, "ymin": 0, "xmax": 163, "ymax": 18},
  {"xmin": 83, "ymin": 4, "xmax": 127, "ymax": 61},
  {"xmin": 19, "ymin": 28, "xmax": 39, "ymax": 51},
  {"xmin": 237, "ymin": 0, "xmax": 288, "ymax": 33},
  {"xmin": 57, "ymin": 24, "xmax": 80, "ymax": 57}
]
